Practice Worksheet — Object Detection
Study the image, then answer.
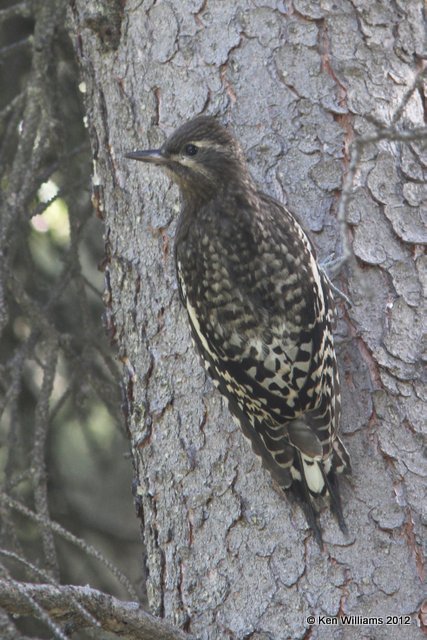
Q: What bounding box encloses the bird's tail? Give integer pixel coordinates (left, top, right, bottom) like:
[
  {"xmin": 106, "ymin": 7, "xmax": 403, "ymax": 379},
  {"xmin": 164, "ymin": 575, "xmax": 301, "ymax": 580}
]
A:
[{"xmin": 289, "ymin": 435, "xmax": 350, "ymax": 546}]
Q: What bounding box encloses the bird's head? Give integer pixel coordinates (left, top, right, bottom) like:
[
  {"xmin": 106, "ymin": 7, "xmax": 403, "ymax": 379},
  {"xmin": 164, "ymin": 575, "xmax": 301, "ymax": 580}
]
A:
[{"xmin": 125, "ymin": 116, "xmax": 250, "ymax": 204}]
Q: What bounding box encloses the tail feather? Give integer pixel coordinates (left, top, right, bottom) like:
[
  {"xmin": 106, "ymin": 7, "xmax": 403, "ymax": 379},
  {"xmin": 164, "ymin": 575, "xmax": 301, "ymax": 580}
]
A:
[
  {"xmin": 321, "ymin": 464, "xmax": 348, "ymax": 535},
  {"xmin": 291, "ymin": 450, "xmax": 324, "ymax": 546},
  {"xmin": 288, "ymin": 439, "xmax": 349, "ymax": 545}
]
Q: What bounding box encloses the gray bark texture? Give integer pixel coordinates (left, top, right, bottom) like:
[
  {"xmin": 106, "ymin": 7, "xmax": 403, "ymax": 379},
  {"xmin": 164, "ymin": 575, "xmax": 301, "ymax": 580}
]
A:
[{"xmin": 69, "ymin": 1, "xmax": 426, "ymax": 639}]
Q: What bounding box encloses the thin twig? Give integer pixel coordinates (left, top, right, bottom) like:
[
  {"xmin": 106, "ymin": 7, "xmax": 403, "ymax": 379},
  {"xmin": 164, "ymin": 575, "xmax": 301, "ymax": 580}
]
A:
[
  {"xmin": 0, "ymin": 494, "xmax": 139, "ymax": 602},
  {"xmin": 32, "ymin": 339, "xmax": 60, "ymax": 579},
  {"xmin": 0, "ymin": 549, "xmax": 100, "ymax": 629},
  {"xmin": 0, "ymin": 2, "xmax": 32, "ymax": 22},
  {"xmin": 0, "ymin": 36, "xmax": 32, "ymax": 56},
  {"xmin": 0, "ymin": 573, "xmax": 68, "ymax": 640},
  {"xmin": 0, "ymin": 580, "xmax": 195, "ymax": 640},
  {"xmin": 0, "ymin": 91, "xmax": 26, "ymax": 122},
  {"xmin": 328, "ymin": 70, "xmax": 427, "ymax": 276},
  {"xmin": 391, "ymin": 66, "xmax": 427, "ymax": 126}
]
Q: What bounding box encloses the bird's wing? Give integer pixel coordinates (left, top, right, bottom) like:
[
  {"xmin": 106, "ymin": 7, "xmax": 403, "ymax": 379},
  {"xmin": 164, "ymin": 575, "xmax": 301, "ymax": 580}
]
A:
[{"xmin": 178, "ymin": 192, "xmax": 334, "ymax": 426}]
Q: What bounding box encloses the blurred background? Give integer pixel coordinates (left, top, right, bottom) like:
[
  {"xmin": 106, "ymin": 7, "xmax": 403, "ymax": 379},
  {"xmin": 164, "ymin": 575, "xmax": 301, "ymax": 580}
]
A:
[{"xmin": 0, "ymin": 2, "xmax": 142, "ymax": 636}]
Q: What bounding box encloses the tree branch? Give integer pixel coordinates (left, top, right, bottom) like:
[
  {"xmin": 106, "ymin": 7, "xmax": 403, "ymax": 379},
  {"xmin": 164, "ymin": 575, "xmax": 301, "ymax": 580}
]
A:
[
  {"xmin": 0, "ymin": 494, "xmax": 139, "ymax": 602},
  {"xmin": 326, "ymin": 64, "xmax": 427, "ymax": 277},
  {"xmin": 0, "ymin": 580, "xmax": 195, "ymax": 640}
]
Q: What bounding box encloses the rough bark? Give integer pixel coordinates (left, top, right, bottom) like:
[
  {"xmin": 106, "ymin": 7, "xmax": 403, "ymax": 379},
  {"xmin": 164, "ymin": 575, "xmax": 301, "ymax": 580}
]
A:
[{"xmin": 69, "ymin": 1, "xmax": 426, "ymax": 639}]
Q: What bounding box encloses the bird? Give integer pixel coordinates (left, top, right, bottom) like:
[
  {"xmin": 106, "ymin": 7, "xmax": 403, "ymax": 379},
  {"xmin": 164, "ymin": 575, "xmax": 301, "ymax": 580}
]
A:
[{"xmin": 125, "ymin": 115, "xmax": 351, "ymax": 544}]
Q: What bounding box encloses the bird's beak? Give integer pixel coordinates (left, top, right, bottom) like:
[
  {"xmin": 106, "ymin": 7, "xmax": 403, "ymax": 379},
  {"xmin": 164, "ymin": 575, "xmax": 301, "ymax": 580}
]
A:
[{"xmin": 124, "ymin": 148, "xmax": 168, "ymax": 164}]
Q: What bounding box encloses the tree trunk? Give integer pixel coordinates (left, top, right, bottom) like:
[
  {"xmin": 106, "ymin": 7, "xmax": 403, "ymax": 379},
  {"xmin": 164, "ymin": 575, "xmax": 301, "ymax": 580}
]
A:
[{"xmin": 69, "ymin": 1, "xmax": 426, "ymax": 638}]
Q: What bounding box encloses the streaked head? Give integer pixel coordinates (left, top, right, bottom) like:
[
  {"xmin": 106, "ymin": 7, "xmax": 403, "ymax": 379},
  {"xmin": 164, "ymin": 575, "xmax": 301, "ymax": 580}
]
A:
[{"xmin": 125, "ymin": 116, "xmax": 248, "ymax": 202}]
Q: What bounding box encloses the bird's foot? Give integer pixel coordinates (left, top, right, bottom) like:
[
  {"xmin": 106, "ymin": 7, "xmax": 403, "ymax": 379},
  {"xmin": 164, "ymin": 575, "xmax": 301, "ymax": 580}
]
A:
[
  {"xmin": 328, "ymin": 280, "xmax": 352, "ymax": 308},
  {"xmin": 320, "ymin": 252, "xmax": 347, "ymax": 276},
  {"xmin": 320, "ymin": 254, "xmax": 352, "ymax": 308}
]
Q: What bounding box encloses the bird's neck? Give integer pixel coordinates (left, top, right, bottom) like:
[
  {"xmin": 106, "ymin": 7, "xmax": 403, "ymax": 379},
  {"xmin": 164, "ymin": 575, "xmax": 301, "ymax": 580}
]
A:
[
  {"xmin": 176, "ymin": 174, "xmax": 260, "ymax": 253},
  {"xmin": 181, "ymin": 168, "xmax": 258, "ymax": 211},
  {"xmin": 180, "ymin": 182, "xmax": 215, "ymax": 210}
]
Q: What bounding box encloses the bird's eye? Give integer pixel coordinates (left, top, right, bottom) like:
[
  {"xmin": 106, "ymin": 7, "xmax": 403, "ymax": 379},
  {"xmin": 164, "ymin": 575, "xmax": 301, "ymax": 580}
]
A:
[{"xmin": 184, "ymin": 144, "xmax": 198, "ymax": 157}]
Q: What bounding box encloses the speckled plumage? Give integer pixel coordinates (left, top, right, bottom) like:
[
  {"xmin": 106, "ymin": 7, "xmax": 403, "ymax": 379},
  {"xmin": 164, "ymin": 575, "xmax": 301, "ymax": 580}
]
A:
[{"xmin": 126, "ymin": 116, "xmax": 351, "ymax": 543}]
